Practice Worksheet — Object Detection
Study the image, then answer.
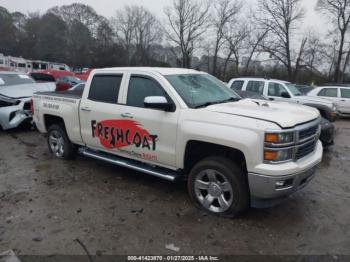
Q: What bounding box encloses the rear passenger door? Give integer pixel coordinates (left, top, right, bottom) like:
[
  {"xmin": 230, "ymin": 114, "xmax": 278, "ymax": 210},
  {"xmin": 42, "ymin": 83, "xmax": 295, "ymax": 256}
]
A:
[
  {"xmin": 317, "ymin": 87, "xmax": 339, "ymax": 105},
  {"xmin": 80, "ymin": 73, "xmax": 126, "ymax": 150},
  {"xmin": 339, "ymin": 88, "xmax": 350, "ymax": 114},
  {"xmin": 245, "ymin": 80, "xmax": 265, "ymax": 95},
  {"xmin": 119, "ymin": 74, "xmax": 179, "ymax": 168}
]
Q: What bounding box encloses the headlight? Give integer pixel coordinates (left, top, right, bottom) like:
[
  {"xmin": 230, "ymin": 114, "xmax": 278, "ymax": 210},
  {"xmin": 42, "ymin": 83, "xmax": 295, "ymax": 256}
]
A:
[
  {"xmin": 265, "ymin": 132, "xmax": 295, "ymax": 145},
  {"xmin": 0, "ymin": 95, "xmax": 20, "ymax": 106},
  {"xmin": 264, "ymin": 148, "xmax": 294, "ymax": 162}
]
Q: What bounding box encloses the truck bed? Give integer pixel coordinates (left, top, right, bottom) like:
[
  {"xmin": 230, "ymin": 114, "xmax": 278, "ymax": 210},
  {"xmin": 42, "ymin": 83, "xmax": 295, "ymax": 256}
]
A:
[
  {"xmin": 37, "ymin": 89, "xmax": 83, "ymax": 100},
  {"xmin": 33, "ymin": 90, "xmax": 83, "ymax": 144}
]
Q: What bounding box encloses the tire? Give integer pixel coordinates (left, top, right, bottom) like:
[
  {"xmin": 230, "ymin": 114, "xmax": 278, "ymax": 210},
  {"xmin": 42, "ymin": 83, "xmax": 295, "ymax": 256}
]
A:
[
  {"xmin": 188, "ymin": 156, "xmax": 249, "ymax": 218},
  {"xmin": 47, "ymin": 124, "xmax": 77, "ymax": 160}
]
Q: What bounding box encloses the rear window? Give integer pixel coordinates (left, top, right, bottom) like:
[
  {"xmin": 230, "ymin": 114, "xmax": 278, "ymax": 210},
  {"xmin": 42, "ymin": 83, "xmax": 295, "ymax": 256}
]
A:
[
  {"xmin": 246, "ymin": 81, "xmax": 264, "ymax": 94},
  {"xmin": 230, "ymin": 80, "xmax": 244, "ymax": 90},
  {"xmin": 88, "ymin": 75, "xmax": 122, "ymax": 104},
  {"xmin": 341, "ymin": 89, "xmax": 350, "ymax": 98}
]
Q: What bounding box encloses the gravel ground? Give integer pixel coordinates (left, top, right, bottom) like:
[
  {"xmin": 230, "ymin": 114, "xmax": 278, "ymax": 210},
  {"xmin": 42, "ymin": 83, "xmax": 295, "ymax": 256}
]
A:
[{"xmin": 0, "ymin": 120, "xmax": 349, "ymax": 256}]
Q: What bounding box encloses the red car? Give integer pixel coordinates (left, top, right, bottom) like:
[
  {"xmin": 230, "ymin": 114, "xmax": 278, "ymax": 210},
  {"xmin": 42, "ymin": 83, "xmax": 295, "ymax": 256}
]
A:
[
  {"xmin": 34, "ymin": 70, "xmax": 84, "ymax": 91},
  {"xmin": 55, "ymin": 76, "xmax": 84, "ymax": 91},
  {"xmin": 37, "ymin": 69, "xmax": 75, "ymax": 79},
  {"xmin": 75, "ymin": 68, "xmax": 94, "ymax": 81}
]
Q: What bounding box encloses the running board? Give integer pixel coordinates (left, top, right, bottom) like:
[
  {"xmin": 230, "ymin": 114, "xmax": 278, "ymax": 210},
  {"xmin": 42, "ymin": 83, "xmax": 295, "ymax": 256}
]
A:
[{"xmin": 79, "ymin": 148, "xmax": 181, "ymax": 182}]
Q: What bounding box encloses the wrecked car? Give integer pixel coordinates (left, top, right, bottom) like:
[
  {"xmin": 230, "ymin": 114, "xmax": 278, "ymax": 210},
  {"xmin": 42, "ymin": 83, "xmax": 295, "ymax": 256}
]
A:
[{"xmin": 0, "ymin": 71, "xmax": 55, "ymax": 130}]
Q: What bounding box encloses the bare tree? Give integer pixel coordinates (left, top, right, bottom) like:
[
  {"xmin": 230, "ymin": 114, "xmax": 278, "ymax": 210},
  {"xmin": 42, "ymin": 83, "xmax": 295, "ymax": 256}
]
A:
[
  {"xmin": 223, "ymin": 23, "xmax": 249, "ymax": 77},
  {"xmin": 133, "ymin": 6, "xmax": 163, "ymax": 65},
  {"xmin": 318, "ymin": 0, "xmax": 350, "ymax": 82},
  {"xmin": 294, "ymin": 36, "xmax": 308, "ymax": 80},
  {"xmin": 112, "ymin": 6, "xmax": 136, "ymax": 65},
  {"xmin": 164, "ymin": 0, "xmax": 210, "ymax": 68},
  {"xmin": 211, "ymin": 0, "xmax": 243, "ymax": 76},
  {"xmin": 242, "ymin": 20, "xmax": 269, "ymax": 75},
  {"xmin": 48, "ymin": 3, "xmax": 102, "ymax": 36},
  {"xmin": 257, "ymin": 0, "xmax": 305, "ymax": 81},
  {"xmin": 302, "ymin": 32, "xmax": 327, "ymax": 76}
]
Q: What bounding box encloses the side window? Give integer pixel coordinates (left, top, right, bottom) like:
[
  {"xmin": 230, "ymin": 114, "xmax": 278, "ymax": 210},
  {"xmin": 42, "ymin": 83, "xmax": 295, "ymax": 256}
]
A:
[
  {"xmin": 127, "ymin": 76, "xmax": 166, "ymax": 108},
  {"xmin": 318, "ymin": 88, "xmax": 338, "ymax": 98},
  {"xmin": 230, "ymin": 80, "xmax": 244, "ymax": 90},
  {"xmin": 88, "ymin": 75, "xmax": 122, "ymax": 104},
  {"xmin": 268, "ymin": 82, "xmax": 288, "ymax": 97},
  {"xmin": 341, "ymin": 89, "xmax": 350, "ymax": 98},
  {"xmin": 246, "ymin": 81, "xmax": 264, "ymax": 94}
]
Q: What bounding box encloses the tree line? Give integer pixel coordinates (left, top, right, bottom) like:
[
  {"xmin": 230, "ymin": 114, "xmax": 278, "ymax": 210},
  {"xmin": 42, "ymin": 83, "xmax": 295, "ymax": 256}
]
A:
[{"xmin": 1, "ymin": 0, "xmax": 350, "ymax": 84}]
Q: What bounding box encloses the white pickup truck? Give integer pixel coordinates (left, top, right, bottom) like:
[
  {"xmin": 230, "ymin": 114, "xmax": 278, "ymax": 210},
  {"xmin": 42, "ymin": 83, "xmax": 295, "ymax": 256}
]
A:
[{"xmin": 33, "ymin": 67, "xmax": 323, "ymax": 217}]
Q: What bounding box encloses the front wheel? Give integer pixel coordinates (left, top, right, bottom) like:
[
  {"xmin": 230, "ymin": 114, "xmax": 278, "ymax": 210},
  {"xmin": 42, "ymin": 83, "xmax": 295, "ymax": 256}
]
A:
[
  {"xmin": 188, "ymin": 157, "xmax": 249, "ymax": 218},
  {"xmin": 47, "ymin": 124, "xmax": 77, "ymax": 160}
]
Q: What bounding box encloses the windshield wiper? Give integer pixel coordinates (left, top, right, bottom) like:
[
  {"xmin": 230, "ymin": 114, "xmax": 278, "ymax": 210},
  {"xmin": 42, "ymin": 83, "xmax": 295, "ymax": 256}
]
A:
[{"xmin": 194, "ymin": 97, "xmax": 240, "ymax": 109}]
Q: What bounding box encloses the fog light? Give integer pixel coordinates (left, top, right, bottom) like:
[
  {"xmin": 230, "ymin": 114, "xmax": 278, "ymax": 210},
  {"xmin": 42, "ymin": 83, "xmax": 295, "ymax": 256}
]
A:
[{"xmin": 275, "ymin": 178, "xmax": 294, "ymax": 189}]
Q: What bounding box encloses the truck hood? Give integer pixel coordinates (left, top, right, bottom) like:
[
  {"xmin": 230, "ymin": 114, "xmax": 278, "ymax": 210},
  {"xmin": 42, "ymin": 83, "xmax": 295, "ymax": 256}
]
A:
[
  {"xmin": 0, "ymin": 83, "xmax": 56, "ymax": 99},
  {"xmin": 295, "ymin": 95, "xmax": 333, "ymax": 107},
  {"xmin": 207, "ymin": 99, "xmax": 319, "ymax": 128}
]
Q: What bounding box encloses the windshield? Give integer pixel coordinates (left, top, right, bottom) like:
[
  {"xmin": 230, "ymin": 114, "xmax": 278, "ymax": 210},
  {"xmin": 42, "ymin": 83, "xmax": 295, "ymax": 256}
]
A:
[
  {"xmin": 286, "ymin": 84, "xmax": 302, "ymax": 96},
  {"xmin": 165, "ymin": 74, "xmax": 240, "ymax": 108},
  {"xmin": 0, "ymin": 73, "xmax": 35, "ymax": 87}
]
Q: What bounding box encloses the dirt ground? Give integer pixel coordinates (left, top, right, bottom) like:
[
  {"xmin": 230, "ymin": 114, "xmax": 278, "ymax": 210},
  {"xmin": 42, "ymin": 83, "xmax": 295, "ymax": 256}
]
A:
[{"xmin": 0, "ymin": 120, "xmax": 349, "ymax": 256}]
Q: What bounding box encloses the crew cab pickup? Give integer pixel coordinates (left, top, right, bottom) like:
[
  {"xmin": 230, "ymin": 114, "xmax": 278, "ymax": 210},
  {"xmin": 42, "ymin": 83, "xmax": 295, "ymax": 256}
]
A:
[{"xmin": 33, "ymin": 67, "xmax": 323, "ymax": 217}]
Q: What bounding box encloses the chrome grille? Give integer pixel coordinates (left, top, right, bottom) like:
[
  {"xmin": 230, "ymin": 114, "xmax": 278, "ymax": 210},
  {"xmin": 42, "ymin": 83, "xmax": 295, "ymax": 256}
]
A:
[
  {"xmin": 299, "ymin": 125, "xmax": 318, "ymax": 141},
  {"xmin": 296, "ymin": 140, "xmax": 317, "ymax": 160},
  {"xmin": 264, "ymin": 118, "xmax": 321, "ymax": 164}
]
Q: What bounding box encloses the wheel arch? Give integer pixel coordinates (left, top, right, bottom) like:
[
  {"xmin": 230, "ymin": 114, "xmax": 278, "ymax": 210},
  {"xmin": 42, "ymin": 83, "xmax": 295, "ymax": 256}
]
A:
[
  {"xmin": 44, "ymin": 114, "xmax": 66, "ymax": 132},
  {"xmin": 183, "ymin": 140, "xmax": 247, "ymax": 174}
]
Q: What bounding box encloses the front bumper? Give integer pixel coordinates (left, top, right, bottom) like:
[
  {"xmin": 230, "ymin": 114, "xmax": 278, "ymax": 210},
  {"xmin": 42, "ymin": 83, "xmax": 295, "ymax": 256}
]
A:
[
  {"xmin": 248, "ymin": 140, "xmax": 323, "ymax": 200},
  {"xmin": 0, "ymin": 101, "xmax": 32, "ymax": 130},
  {"xmin": 248, "ymin": 164, "xmax": 317, "ymax": 200}
]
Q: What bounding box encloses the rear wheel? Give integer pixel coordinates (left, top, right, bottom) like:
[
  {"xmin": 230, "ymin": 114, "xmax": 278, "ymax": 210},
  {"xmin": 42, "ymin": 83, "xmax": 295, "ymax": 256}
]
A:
[
  {"xmin": 188, "ymin": 157, "xmax": 249, "ymax": 218},
  {"xmin": 47, "ymin": 124, "xmax": 77, "ymax": 159}
]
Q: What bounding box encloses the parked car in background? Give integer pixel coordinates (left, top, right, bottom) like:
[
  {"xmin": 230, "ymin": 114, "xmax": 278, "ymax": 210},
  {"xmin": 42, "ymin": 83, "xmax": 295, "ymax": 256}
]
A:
[
  {"xmin": 295, "ymin": 85, "xmax": 313, "ymax": 95},
  {"xmin": 30, "ymin": 72, "xmax": 56, "ymax": 83},
  {"xmin": 228, "ymin": 78, "xmax": 338, "ymax": 122},
  {"xmin": 56, "ymin": 76, "xmax": 84, "ymax": 91},
  {"xmin": 308, "ymin": 86, "xmax": 350, "ymax": 117},
  {"xmin": 68, "ymin": 83, "xmax": 85, "ymax": 94},
  {"xmin": 0, "ymin": 71, "xmax": 55, "ymax": 130},
  {"xmin": 234, "ymin": 90, "xmax": 335, "ymax": 147},
  {"xmin": 36, "ymin": 69, "xmax": 75, "ymax": 80},
  {"xmin": 74, "ymin": 68, "xmax": 93, "ymax": 81}
]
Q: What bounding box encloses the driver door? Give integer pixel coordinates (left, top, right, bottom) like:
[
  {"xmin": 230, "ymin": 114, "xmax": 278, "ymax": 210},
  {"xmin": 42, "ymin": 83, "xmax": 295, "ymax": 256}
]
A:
[{"xmin": 118, "ymin": 74, "xmax": 180, "ymax": 169}]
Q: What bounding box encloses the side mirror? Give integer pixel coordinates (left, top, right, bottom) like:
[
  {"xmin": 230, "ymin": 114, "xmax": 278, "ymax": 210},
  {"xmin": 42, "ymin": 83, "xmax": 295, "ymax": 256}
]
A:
[
  {"xmin": 144, "ymin": 96, "xmax": 174, "ymax": 112},
  {"xmin": 281, "ymin": 91, "xmax": 291, "ymax": 98}
]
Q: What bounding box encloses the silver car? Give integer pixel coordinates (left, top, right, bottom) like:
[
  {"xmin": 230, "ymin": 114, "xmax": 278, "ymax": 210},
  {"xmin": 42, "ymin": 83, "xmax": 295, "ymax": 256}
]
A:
[{"xmin": 0, "ymin": 71, "xmax": 56, "ymax": 130}]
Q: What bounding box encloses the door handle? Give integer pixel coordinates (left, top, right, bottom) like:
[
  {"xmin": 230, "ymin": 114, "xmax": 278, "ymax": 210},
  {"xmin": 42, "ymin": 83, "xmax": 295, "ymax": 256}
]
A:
[
  {"xmin": 81, "ymin": 107, "xmax": 91, "ymax": 112},
  {"xmin": 269, "ymin": 98, "xmax": 275, "ymax": 101},
  {"xmin": 121, "ymin": 113, "xmax": 134, "ymax": 119},
  {"xmin": 341, "ymin": 99, "xmax": 346, "ymax": 102}
]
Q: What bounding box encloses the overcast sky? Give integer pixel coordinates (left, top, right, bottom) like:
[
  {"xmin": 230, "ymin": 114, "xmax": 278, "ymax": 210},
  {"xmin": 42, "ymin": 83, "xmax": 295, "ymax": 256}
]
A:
[{"xmin": 0, "ymin": 0, "xmax": 326, "ymax": 34}]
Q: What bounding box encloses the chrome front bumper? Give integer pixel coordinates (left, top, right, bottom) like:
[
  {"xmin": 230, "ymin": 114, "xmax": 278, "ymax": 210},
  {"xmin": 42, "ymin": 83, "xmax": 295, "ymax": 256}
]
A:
[{"xmin": 248, "ymin": 164, "xmax": 318, "ymax": 200}]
